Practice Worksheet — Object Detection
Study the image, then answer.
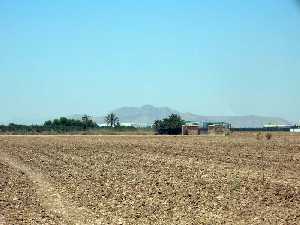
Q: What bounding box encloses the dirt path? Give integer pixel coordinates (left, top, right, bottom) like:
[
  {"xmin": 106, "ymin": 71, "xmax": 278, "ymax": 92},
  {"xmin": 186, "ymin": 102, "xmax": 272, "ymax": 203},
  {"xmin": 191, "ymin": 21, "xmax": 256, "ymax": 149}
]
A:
[{"xmin": 0, "ymin": 151, "xmax": 101, "ymax": 225}]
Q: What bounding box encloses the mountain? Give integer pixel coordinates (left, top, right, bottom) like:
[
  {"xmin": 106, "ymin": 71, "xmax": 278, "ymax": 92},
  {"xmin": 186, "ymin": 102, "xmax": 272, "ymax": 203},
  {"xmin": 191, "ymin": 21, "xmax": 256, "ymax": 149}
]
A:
[
  {"xmin": 89, "ymin": 105, "xmax": 290, "ymax": 128},
  {"xmin": 113, "ymin": 105, "xmax": 179, "ymax": 123},
  {"xmin": 180, "ymin": 113, "xmax": 290, "ymax": 128}
]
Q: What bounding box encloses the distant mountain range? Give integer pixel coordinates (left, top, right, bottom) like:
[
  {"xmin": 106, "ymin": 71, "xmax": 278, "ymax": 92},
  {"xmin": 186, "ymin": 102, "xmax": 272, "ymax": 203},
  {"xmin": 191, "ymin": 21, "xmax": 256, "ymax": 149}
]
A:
[{"xmin": 72, "ymin": 105, "xmax": 291, "ymax": 128}]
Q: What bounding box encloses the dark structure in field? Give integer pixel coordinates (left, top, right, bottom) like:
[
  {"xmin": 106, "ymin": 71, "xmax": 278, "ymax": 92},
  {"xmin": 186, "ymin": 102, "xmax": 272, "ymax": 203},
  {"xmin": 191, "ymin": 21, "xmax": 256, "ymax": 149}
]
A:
[
  {"xmin": 208, "ymin": 124, "xmax": 229, "ymax": 135},
  {"xmin": 207, "ymin": 122, "xmax": 231, "ymax": 135},
  {"xmin": 182, "ymin": 125, "xmax": 200, "ymax": 135}
]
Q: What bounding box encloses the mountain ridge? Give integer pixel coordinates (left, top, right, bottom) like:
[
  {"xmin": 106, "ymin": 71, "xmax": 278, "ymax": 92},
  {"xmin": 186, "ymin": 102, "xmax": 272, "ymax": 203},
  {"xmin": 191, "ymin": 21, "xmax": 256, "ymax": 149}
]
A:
[{"xmin": 80, "ymin": 105, "xmax": 291, "ymax": 128}]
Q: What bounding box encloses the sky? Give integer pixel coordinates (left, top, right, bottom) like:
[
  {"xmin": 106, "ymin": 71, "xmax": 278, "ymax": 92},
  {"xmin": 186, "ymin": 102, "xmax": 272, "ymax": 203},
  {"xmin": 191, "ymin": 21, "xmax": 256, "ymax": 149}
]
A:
[{"xmin": 1, "ymin": 0, "xmax": 300, "ymax": 124}]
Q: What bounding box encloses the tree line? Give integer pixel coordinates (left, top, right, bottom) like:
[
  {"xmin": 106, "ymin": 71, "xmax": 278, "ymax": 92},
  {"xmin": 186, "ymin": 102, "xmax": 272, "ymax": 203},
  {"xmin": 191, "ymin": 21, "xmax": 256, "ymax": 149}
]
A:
[
  {"xmin": 43, "ymin": 116, "xmax": 98, "ymax": 130},
  {"xmin": 0, "ymin": 113, "xmax": 185, "ymax": 135},
  {"xmin": 0, "ymin": 117, "xmax": 98, "ymax": 133}
]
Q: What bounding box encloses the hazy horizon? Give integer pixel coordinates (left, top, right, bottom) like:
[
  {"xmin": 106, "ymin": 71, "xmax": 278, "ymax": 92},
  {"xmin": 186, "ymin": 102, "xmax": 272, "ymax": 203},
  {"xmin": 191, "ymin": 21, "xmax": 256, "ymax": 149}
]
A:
[
  {"xmin": 0, "ymin": 104, "xmax": 296, "ymax": 125},
  {"xmin": 1, "ymin": 1, "xmax": 300, "ymax": 124}
]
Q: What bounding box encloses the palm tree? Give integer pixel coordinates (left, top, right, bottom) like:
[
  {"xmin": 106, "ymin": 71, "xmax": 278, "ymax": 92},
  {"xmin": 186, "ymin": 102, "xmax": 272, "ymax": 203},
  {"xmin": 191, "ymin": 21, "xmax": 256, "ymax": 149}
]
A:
[{"xmin": 105, "ymin": 113, "xmax": 120, "ymax": 127}]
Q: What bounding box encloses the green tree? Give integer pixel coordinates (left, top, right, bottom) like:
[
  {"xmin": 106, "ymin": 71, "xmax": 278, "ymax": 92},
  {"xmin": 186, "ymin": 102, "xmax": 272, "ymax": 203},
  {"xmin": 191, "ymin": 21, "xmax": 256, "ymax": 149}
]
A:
[
  {"xmin": 44, "ymin": 120, "xmax": 52, "ymax": 126},
  {"xmin": 105, "ymin": 113, "xmax": 120, "ymax": 127},
  {"xmin": 154, "ymin": 114, "xmax": 185, "ymax": 135}
]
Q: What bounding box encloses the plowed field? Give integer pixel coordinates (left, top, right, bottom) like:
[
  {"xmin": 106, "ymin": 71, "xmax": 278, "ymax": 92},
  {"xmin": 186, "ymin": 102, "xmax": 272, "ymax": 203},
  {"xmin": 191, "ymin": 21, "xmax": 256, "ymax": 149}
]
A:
[{"xmin": 0, "ymin": 135, "xmax": 299, "ymax": 224}]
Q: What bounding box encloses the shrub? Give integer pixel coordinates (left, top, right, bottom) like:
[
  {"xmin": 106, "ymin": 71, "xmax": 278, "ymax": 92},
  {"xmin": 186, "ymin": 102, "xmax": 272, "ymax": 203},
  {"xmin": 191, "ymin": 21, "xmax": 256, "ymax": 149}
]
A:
[{"xmin": 265, "ymin": 133, "xmax": 272, "ymax": 140}]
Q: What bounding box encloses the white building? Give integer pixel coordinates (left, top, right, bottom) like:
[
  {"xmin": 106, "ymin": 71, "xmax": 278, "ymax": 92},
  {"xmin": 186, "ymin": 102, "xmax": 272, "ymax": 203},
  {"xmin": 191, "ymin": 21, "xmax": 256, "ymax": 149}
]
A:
[
  {"xmin": 98, "ymin": 122, "xmax": 151, "ymax": 128},
  {"xmin": 120, "ymin": 122, "xmax": 151, "ymax": 128},
  {"xmin": 290, "ymin": 128, "xmax": 300, "ymax": 133},
  {"xmin": 98, "ymin": 123, "xmax": 108, "ymax": 127},
  {"xmin": 263, "ymin": 124, "xmax": 292, "ymax": 129}
]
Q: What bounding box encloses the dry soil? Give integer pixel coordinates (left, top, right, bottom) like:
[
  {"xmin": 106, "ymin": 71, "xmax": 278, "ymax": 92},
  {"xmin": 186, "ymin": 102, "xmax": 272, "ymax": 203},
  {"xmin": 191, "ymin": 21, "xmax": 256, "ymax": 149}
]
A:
[{"xmin": 0, "ymin": 134, "xmax": 299, "ymax": 224}]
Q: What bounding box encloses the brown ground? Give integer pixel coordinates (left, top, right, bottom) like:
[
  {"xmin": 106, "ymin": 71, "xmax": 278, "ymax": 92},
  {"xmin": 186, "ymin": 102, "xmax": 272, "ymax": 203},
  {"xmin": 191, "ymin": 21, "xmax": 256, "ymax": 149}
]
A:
[{"xmin": 0, "ymin": 134, "xmax": 299, "ymax": 225}]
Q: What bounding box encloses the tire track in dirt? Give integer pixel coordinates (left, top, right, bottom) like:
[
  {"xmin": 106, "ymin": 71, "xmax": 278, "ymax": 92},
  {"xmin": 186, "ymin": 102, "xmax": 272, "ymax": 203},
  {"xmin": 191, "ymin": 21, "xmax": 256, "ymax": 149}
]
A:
[{"xmin": 0, "ymin": 151, "xmax": 102, "ymax": 225}]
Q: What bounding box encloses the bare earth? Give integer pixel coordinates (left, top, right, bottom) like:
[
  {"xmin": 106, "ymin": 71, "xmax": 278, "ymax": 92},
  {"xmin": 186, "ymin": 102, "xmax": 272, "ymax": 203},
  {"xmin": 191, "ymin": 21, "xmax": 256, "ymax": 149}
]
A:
[{"xmin": 0, "ymin": 134, "xmax": 299, "ymax": 224}]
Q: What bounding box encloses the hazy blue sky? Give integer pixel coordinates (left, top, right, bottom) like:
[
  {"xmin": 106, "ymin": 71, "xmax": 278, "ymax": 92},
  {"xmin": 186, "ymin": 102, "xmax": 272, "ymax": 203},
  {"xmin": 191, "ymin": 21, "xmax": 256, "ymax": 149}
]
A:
[{"xmin": 1, "ymin": 0, "xmax": 300, "ymax": 124}]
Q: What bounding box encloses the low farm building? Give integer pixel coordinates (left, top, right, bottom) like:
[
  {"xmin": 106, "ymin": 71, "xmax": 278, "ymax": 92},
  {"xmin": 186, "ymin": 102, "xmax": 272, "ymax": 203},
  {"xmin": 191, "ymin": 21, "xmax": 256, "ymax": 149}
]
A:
[
  {"xmin": 182, "ymin": 121, "xmax": 231, "ymax": 136},
  {"xmin": 208, "ymin": 123, "xmax": 231, "ymax": 135},
  {"xmin": 182, "ymin": 125, "xmax": 200, "ymax": 135}
]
